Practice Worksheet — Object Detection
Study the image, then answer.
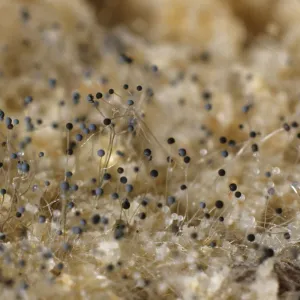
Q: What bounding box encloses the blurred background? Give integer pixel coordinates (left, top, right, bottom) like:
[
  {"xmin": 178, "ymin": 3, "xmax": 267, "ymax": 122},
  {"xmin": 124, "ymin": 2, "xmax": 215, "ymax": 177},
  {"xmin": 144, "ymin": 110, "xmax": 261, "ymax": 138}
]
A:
[{"xmin": 87, "ymin": 0, "xmax": 284, "ymax": 44}]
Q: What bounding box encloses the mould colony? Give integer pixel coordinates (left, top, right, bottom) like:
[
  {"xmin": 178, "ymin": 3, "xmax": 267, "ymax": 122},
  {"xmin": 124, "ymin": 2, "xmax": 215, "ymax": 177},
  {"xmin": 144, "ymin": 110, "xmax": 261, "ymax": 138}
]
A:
[{"xmin": 0, "ymin": 1, "xmax": 300, "ymax": 300}]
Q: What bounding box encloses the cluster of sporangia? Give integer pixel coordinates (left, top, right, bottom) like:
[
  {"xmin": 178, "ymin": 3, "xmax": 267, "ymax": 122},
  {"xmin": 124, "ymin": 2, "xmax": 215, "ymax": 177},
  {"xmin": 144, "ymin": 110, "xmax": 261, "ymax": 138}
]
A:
[{"xmin": 1, "ymin": 5, "xmax": 300, "ymax": 299}]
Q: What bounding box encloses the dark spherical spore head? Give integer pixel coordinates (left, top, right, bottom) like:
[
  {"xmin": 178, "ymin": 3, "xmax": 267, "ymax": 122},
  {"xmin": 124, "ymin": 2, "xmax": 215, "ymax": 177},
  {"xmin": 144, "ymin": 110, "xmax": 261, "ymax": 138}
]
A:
[
  {"xmin": 199, "ymin": 202, "xmax": 206, "ymax": 209},
  {"xmin": 123, "ymin": 84, "xmax": 129, "ymax": 90},
  {"xmin": 67, "ymin": 202, "xmax": 75, "ymax": 209},
  {"xmin": 70, "ymin": 142, "xmax": 77, "ymax": 150},
  {"xmin": 180, "ymin": 184, "xmax": 187, "ymax": 190},
  {"xmin": 95, "ymin": 187, "xmax": 104, "ymax": 196},
  {"xmin": 167, "ymin": 196, "xmax": 176, "ymax": 206},
  {"xmin": 120, "ymin": 176, "xmax": 127, "ymax": 184},
  {"xmin": 128, "ymin": 125, "xmax": 134, "ymax": 132},
  {"xmin": 264, "ymin": 247, "xmax": 274, "ymax": 258},
  {"xmin": 16, "ymin": 211, "xmax": 22, "ymax": 218},
  {"xmin": 219, "ymin": 136, "xmax": 227, "ymax": 144},
  {"xmin": 150, "ymin": 169, "xmax": 158, "ymax": 178},
  {"xmin": 202, "ymin": 91, "xmax": 212, "ymax": 100},
  {"xmin": 76, "ymin": 134, "xmax": 83, "ymax": 142},
  {"xmin": 228, "ymin": 140, "xmax": 236, "ymax": 147},
  {"xmin": 249, "ymin": 131, "xmax": 256, "ymax": 138},
  {"xmin": 106, "ymin": 264, "xmax": 114, "ymax": 272},
  {"xmin": 136, "ymin": 85, "xmax": 143, "ymax": 91},
  {"xmin": 191, "ymin": 232, "xmax": 198, "ymax": 239},
  {"xmin": 65, "ymin": 171, "xmax": 73, "ymax": 178},
  {"xmin": 291, "ymin": 121, "xmax": 298, "ymax": 128},
  {"xmin": 72, "ymin": 226, "xmax": 82, "ymax": 235},
  {"xmin": 117, "ymin": 167, "xmax": 124, "ymax": 174},
  {"xmin": 72, "ymin": 91, "xmax": 81, "ymax": 104},
  {"xmin": 101, "ymin": 216, "xmax": 109, "ymax": 225},
  {"xmin": 11, "ymin": 153, "xmax": 18, "ymax": 159},
  {"xmin": 56, "ymin": 262, "xmax": 64, "ymax": 271},
  {"xmin": 66, "ymin": 123, "xmax": 73, "ymax": 131},
  {"xmin": 71, "ymin": 184, "xmax": 79, "ymax": 192},
  {"xmin": 91, "ymin": 214, "xmax": 101, "ymax": 225},
  {"xmin": 284, "ymin": 232, "xmax": 290, "ymax": 240},
  {"xmin": 86, "ymin": 94, "xmax": 94, "ymax": 103},
  {"xmin": 103, "ymin": 173, "xmax": 111, "ymax": 181},
  {"xmin": 205, "ymin": 103, "xmax": 212, "ymax": 111},
  {"xmin": 122, "ymin": 199, "xmax": 130, "ymax": 209},
  {"xmin": 184, "ymin": 156, "xmax": 191, "ymax": 164},
  {"xmin": 235, "ymin": 191, "xmax": 242, "ymax": 198},
  {"xmin": 96, "ymin": 92, "xmax": 103, "ymax": 99},
  {"xmin": 215, "ymin": 200, "xmax": 224, "ymax": 209},
  {"xmin": 51, "ymin": 122, "xmax": 59, "ymax": 129},
  {"xmin": 210, "ymin": 241, "xmax": 216, "ymax": 248},
  {"xmin": 167, "ymin": 137, "xmax": 175, "ymax": 144},
  {"xmin": 218, "ymin": 169, "xmax": 226, "ymax": 176},
  {"xmin": 103, "ymin": 118, "xmax": 111, "ymax": 126},
  {"xmin": 125, "ymin": 184, "xmax": 133, "ymax": 193},
  {"xmin": 242, "ymin": 104, "xmax": 252, "ymax": 113},
  {"xmin": 108, "ymin": 89, "xmax": 114, "ymax": 95},
  {"xmin": 111, "ymin": 192, "xmax": 119, "ymax": 200},
  {"xmin": 5, "ymin": 117, "xmax": 12, "ymax": 126},
  {"xmin": 114, "ymin": 227, "xmax": 125, "ymax": 240},
  {"xmin": 39, "ymin": 152, "xmax": 44, "ymax": 158},
  {"xmin": 83, "ymin": 128, "xmax": 90, "ymax": 135},
  {"xmin": 221, "ymin": 150, "xmax": 228, "ymax": 157},
  {"xmin": 89, "ymin": 124, "xmax": 97, "ymax": 131},
  {"xmin": 247, "ymin": 234, "xmax": 255, "ymax": 242},
  {"xmin": 152, "ymin": 65, "xmax": 158, "ymax": 72},
  {"xmin": 178, "ymin": 148, "xmax": 186, "ymax": 157},
  {"xmin": 66, "ymin": 149, "xmax": 73, "ymax": 155},
  {"xmin": 263, "ymin": 172, "xmax": 271, "ymax": 179},
  {"xmin": 38, "ymin": 215, "xmax": 46, "ymax": 224},
  {"xmin": 60, "ymin": 181, "xmax": 70, "ymax": 191},
  {"xmin": 20, "ymin": 6, "xmax": 31, "ymax": 21},
  {"xmin": 143, "ymin": 148, "xmax": 152, "ymax": 157},
  {"xmin": 24, "ymin": 96, "xmax": 33, "ymax": 105},
  {"xmin": 21, "ymin": 162, "xmax": 30, "ymax": 173},
  {"xmin": 283, "ymin": 123, "xmax": 290, "ymax": 131},
  {"xmin": 229, "ymin": 183, "xmax": 237, "ymax": 191},
  {"xmin": 139, "ymin": 212, "xmax": 146, "ymax": 220},
  {"xmin": 44, "ymin": 181, "xmax": 50, "ymax": 187},
  {"xmin": 97, "ymin": 149, "xmax": 105, "ymax": 157},
  {"xmin": 141, "ymin": 198, "xmax": 148, "ymax": 206},
  {"xmin": 204, "ymin": 213, "xmax": 210, "ymax": 219},
  {"xmin": 127, "ymin": 100, "xmax": 134, "ymax": 106},
  {"xmin": 275, "ymin": 207, "xmax": 283, "ymax": 214}
]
